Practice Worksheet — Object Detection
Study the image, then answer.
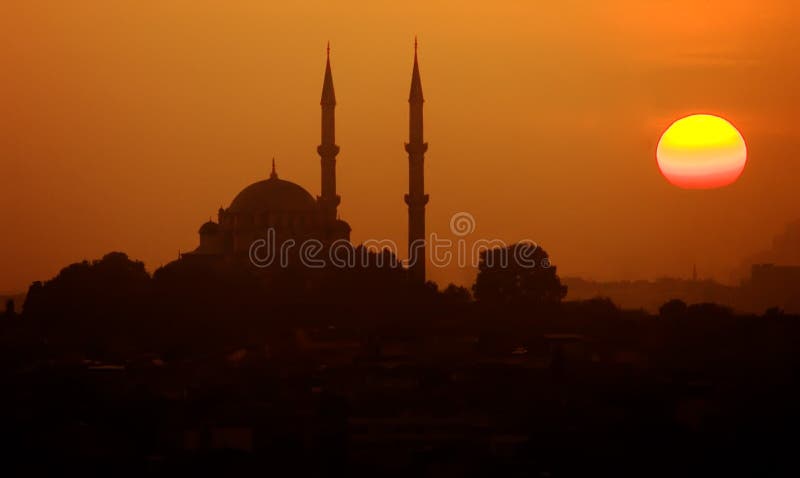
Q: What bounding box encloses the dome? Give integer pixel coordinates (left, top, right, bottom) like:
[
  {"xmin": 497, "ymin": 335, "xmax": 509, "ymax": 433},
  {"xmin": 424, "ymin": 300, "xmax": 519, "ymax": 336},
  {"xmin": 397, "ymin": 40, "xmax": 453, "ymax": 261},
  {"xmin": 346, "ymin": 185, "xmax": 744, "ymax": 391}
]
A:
[
  {"xmin": 333, "ymin": 219, "xmax": 352, "ymax": 234},
  {"xmin": 199, "ymin": 221, "xmax": 219, "ymax": 235},
  {"xmin": 228, "ymin": 176, "xmax": 317, "ymax": 214}
]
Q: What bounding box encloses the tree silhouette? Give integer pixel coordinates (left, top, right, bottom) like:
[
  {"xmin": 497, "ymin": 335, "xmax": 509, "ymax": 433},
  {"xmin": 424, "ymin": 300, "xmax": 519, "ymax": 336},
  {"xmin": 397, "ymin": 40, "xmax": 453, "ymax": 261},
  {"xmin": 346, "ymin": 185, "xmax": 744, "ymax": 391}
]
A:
[
  {"xmin": 24, "ymin": 252, "xmax": 151, "ymax": 319},
  {"xmin": 22, "ymin": 252, "xmax": 152, "ymax": 354},
  {"xmin": 472, "ymin": 243, "xmax": 566, "ymax": 305},
  {"xmin": 687, "ymin": 302, "xmax": 732, "ymax": 320},
  {"xmin": 315, "ymin": 245, "xmax": 411, "ymax": 304},
  {"xmin": 152, "ymin": 256, "xmax": 262, "ymax": 309},
  {"xmin": 659, "ymin": 299, "xmax": 688, "ymax": 319},
  {"xmin": 441, "ymin": 283, "xmax": 472, "ymax": 304},
  {"xmin": 4, "ymin": 299, "xmax": 14, "ymax": 317}
]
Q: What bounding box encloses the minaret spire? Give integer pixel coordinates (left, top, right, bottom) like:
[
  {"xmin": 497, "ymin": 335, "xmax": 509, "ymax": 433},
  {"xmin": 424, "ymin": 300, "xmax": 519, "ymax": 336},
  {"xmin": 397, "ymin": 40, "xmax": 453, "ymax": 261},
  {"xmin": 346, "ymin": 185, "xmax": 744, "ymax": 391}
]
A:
[
  {"xmin": 318, "ymin": 42, "xmax": 340, "ymax": 223},
  {"xmin": 321, "ymin": 43, "xmax": 336, "ymax": 107},
  {"xmin": 409, "ymin": 37, "xmax": 424, "ymax": 105},
  {"xmin": 404, "ymin": 38, "xmax": 429, "ymax": 284}
]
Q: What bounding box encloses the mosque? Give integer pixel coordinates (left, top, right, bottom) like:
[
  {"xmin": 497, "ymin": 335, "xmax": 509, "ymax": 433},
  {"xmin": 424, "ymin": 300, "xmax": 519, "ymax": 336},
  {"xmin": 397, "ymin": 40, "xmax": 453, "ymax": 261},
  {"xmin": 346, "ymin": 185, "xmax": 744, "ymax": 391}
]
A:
[{"xmin": 183, "ymin": 42, "xmax": 429, "ymax": 283}]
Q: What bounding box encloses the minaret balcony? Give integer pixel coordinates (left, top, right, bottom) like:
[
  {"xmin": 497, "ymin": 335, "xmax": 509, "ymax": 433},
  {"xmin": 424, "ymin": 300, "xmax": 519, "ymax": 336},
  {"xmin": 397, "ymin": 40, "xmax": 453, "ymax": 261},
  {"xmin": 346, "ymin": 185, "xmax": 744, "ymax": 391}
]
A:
[
  {"xmin": 404, "ymin": 142, "xmax": 428, "ymax": 154},
  {"xmin": 317, "ymin": 144, "xmax": 340, "ymax": 156}
]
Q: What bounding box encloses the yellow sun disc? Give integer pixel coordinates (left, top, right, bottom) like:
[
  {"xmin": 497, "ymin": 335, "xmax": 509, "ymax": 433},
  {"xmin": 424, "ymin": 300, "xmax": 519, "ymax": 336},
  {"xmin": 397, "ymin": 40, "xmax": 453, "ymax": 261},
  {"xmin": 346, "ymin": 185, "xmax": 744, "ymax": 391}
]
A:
[{"xmin": 656, "ymin": 114, "xmax": 747, "ymax": 189}]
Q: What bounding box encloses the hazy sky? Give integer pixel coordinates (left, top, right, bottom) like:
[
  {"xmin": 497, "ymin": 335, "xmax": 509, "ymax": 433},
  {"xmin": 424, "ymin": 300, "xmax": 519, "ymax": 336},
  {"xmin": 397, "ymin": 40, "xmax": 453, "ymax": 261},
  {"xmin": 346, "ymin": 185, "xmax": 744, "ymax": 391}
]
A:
[{"xmin": 1, "ymin": 1, "xmax": 799, "ymax": 292}]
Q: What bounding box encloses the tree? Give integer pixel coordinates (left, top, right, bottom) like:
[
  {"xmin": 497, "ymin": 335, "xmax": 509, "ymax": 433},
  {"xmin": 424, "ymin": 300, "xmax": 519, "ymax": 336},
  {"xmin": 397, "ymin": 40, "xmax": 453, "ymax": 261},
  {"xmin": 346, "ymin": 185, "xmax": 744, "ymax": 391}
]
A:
[
  {"xmin": 22, "ymin": 252, "xmax": 153, "ymax": 354},
  {"xmin": 152, "ymin": 256, "xmax": 261, "ymax": 309},
  {"xmin": 317, "ymin": 245, "xmax": 411, "ymax": 304},
  {"xmin": 687, "ymin": 302, "xmax": 732, "ymax": 320},
  {"xmin": 441, "ymin": 283, "xmax": 472, "ymax": 304},
  {"xmin": 4, "ymin": 299, "xmax": 14, "ymax": 317},
  {"xmin": 659, "ymin": 299, "xmax": 688, "ymax": 319},
  {"xmin": 472, "ymin": 242, "xmax": 566, "ymax": 305},
  {"xmin": 24, "ymin": 252, "xmax": 151, "ymax": 320}
]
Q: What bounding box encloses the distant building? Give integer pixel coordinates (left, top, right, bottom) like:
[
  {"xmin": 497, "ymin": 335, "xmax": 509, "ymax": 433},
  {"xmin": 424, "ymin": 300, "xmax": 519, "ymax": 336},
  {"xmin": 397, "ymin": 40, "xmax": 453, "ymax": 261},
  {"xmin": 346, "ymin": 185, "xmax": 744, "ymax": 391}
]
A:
[
  {"xmin": 742, "ymin": 263, "xmax": 800, "ymax": 313},
  {"xmin": 749, "ymin": 263, "xmax": 800, "ymax": 285},
  {"xmin": 564, "ymin": 262, "xmax": 800, "ymax": 314},
  {"xmin": 563, "ymin": 276, "xmax": 737, "ymax": 312}
]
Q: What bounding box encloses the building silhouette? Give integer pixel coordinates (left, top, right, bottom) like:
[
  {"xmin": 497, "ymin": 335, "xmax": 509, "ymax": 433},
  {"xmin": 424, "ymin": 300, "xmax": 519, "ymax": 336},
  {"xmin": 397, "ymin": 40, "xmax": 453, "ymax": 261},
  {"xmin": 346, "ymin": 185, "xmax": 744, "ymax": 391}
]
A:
[
  {"xmin": 318, "ymin": 42, "xmax": 341, "ymax": 224},
  {"xmin": 743, "ymin": 263, "xmax": 800, "ymax": 312},
  {"xmin": 184, "ymin": 43, "xmax": 429, "ymax": 283},
  {"xmin": 185, "ymin": 46, "xmax": 353, "ymax": 260},
  {"xmin": 404, "ymin": 38, "xmax": 429, "ymax": 284}
]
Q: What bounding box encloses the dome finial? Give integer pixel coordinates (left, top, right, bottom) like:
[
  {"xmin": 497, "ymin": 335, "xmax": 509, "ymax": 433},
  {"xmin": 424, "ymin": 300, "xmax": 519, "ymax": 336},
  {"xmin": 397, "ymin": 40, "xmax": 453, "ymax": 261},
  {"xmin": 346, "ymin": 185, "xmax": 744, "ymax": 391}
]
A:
[{"xmin": 270, "ymin": 157, "xmax": 278, "ymax": 179}]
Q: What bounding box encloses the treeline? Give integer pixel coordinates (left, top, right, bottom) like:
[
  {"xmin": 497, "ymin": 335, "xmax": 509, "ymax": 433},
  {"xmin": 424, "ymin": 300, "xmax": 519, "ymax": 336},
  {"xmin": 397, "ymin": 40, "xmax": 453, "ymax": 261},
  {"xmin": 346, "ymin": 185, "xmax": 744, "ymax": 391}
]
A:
[{"xmin": 9, "ymin": 247, "xmax": 798, "ymax": 361}]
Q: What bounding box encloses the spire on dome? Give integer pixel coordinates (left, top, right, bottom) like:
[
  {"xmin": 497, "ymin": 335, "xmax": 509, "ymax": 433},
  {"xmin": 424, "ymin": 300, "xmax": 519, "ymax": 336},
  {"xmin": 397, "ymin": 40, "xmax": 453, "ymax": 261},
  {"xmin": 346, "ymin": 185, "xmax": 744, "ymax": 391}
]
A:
[
  {"xmin": 409, "ymin": 36, "xmax": 424, "ymax": 103},
  {"xmin": 321, "ymin": 42, "xmax": 336, "ymax": 106},
  {"xmin": 270, "ymin": 157, "xmax": 278, "ymax": 179}
]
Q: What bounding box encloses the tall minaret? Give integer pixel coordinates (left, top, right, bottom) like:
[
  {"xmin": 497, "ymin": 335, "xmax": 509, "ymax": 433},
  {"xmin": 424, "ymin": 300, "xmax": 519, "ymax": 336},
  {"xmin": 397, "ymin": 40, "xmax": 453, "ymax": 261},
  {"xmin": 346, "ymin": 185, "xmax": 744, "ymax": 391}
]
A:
[
  {"xmin": 318, "ymin": 42, "xmax": 340, "ymax": 222},
  {"xmin": 404, "ymin": 38, "xmax": 429, "ymax": 284}
]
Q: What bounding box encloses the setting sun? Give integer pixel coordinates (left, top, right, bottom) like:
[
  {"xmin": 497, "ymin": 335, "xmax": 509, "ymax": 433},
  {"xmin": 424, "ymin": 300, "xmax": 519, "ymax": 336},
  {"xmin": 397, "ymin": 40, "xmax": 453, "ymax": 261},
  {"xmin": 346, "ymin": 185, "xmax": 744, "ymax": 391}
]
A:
[{"xmin": 656, "ymin": 114, "xmax": 747, "ymax": 189}]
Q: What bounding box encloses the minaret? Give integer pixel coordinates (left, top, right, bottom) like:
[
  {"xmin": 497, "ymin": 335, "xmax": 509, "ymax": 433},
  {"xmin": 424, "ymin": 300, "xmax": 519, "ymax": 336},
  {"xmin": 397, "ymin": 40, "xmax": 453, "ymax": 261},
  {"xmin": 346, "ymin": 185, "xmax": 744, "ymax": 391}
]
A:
[
  {"xmin": 318, "ymin": 42, "xmax": 340, "ymax": 222},
  {"xmin": 404, "ymin": 38, "xmax": 429, "ymax": 284}
]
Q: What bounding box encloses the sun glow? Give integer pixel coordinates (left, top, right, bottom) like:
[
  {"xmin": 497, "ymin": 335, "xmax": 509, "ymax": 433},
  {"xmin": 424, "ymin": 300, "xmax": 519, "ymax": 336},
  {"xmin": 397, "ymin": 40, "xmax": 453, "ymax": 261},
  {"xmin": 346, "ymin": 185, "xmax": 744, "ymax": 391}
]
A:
[{"xmin": 656, "ymin": 114, "xmax": 747, "ymax": 189}]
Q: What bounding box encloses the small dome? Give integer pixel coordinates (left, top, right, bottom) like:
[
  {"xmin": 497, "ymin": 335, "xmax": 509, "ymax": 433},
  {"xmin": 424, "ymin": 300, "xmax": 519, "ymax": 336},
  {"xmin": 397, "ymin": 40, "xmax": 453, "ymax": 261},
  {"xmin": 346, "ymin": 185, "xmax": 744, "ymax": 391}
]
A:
[
  {"xmin": 334, "ymin": 219, "xmax": 352, "ymax": 233},
  {"xmin": 199, "ymin": 221, "xmax": 220, "ymax": 235},
  {"xmin": 229, "ymin": 177, "xmax": 317, "ymax": 215}
]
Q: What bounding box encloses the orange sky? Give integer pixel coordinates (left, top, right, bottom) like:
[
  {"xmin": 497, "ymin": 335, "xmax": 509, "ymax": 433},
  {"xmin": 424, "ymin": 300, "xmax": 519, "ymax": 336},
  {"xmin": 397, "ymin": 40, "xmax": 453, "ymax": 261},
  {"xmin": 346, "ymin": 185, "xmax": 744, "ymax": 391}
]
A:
[{"xmin": 1, "ymin": 1, "xmax": 799, "ymax": 292}]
